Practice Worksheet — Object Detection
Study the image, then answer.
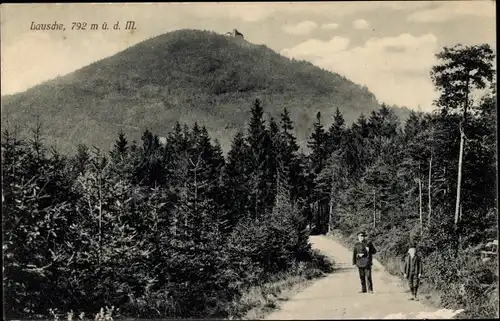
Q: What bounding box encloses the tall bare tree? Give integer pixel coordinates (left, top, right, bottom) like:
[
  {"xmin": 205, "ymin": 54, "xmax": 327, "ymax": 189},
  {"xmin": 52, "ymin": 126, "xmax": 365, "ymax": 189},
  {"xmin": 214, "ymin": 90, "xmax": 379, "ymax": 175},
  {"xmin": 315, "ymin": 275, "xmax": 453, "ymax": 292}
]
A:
[{"xmin": 430, "ymin": 44, "xmax": 495, "ymax": 226}]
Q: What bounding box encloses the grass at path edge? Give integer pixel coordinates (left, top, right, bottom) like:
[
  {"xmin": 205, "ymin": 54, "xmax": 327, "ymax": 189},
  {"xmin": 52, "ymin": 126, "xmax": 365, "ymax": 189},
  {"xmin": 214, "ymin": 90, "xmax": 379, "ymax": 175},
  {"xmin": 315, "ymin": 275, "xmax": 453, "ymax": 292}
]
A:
[{"xmin": 234, "ymin": 248, "xmax": 335, "ymax": 320}]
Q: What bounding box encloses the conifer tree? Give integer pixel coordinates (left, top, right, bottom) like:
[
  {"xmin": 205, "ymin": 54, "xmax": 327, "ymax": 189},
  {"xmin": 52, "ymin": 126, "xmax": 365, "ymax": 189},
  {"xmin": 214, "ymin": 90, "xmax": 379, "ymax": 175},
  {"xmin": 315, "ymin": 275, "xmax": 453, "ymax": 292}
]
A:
[
  {"xmin": 307, "ymin": 111, "xmax": 327, "ymax": 175},
  {"xmin": 264, "ymin": 117, "xmax": 280, "ymax": 210},
  {"xmin": 279, "ymin": 107, "xmax": 302, "ymax": 200},
  {"xmin": 326, "ymin": 107, "xmax": 346, "ymax": 156},
  {"xmin": 109, "ymin": 131, "xmax": 133, "ymax": 181},
  {"xmin": 246, "ymin": 99, "xmax": 269, "ymax": 219},
  {"xmin": 141, "ymin": 129, "xmax": 154, "ymax": 154},
  {"xmin": 165, "ymin": 122, "xmax": 189, "ymax": 188},
  {"xmin": 280, "ymin": 107, "xmax": 299, "ymax": 154},
  {"xmin": 222, "ymin": 131, "xmax": 252, "ymax": 227},
  {"xmin": 367, "ymin": 104, "xmax": 399, "ymax": 140},
  {"xmin": 111, "ymin": 130, "xmax": 129, "ymax": 161},
  {"xmin": 306, "ymin": 112, "xmax": 328, "ymax": 233},
  {"xmin": 352, "ymin": 113, "xmax": 370, "ymax": 138},
  {"xmin": 73, "ymin": 143, "xmax": 91, "ymax": 176},
  {"xmin": 133, "ymin": 129, "xmax": 166, "ymax": 187}
]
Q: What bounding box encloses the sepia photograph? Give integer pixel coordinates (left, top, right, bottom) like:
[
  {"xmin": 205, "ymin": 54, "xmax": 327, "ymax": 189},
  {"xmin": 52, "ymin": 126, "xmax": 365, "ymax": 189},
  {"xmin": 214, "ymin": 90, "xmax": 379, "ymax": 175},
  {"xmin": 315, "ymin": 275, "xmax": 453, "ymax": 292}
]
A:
[{"xmin": 1, "ymin": 1, "xmax": 497, "ymax": 320}]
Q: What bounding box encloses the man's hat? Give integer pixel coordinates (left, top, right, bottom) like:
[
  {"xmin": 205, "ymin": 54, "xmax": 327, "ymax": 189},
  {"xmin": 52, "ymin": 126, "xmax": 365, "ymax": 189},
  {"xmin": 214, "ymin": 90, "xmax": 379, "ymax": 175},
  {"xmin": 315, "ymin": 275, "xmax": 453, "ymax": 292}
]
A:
[{"xmin": 357, "ymin": 231, "xmax": 366, "ymax": 236}]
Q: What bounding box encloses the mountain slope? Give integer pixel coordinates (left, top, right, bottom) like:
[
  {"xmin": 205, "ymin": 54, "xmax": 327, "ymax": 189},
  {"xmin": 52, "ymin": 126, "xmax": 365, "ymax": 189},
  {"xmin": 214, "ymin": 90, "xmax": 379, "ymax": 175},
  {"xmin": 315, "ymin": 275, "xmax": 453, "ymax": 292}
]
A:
[{"xmin": 1, "ymin": 29, "xmax": 410, "ymax": 153}]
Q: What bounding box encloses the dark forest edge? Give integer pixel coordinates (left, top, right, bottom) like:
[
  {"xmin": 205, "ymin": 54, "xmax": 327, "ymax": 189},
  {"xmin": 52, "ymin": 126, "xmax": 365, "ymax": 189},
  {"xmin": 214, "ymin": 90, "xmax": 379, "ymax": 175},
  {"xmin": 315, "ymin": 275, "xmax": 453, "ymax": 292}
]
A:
[
  {"xmin": 2, "ymin": 44, "xmax": 497, "ymax": 319},
  {"xmin": 2, "ymin": 98, "xmax": 334, "ymax": 320}
]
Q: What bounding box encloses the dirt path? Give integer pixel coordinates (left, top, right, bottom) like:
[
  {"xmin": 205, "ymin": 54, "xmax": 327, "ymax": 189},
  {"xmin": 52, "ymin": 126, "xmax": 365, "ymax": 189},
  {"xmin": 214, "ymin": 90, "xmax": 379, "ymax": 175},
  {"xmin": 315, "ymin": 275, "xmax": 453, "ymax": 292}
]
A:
[{"xmin": 265, "ymin": 235, "xmax": 462, "ymax": 319}]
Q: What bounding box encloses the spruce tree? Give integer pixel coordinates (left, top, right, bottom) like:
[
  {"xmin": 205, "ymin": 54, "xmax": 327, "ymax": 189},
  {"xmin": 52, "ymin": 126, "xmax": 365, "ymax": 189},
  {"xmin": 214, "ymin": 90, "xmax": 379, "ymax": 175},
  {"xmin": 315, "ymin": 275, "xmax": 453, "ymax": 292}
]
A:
[
  {"xmin": 222, "ymin": 131, "xmax": 252, "ymax": 227},
  {"xmin": 263, "ymin": 117, "xmax": 280, "ymax": 209},
  {"xmin": 352, "ymin": 113, "xmax": 370, "ymax": 139},
  {"xmin": 326, "ymin": 107, "xmax": 346, "ymax": 156},
  {"xmin": 307, "ymin": 111, "xmax": 327, "ymax": 175},
  {"xmin": 141, "ymin": 129, "xmax": 154, "ymax": 154},
  {"xmin": 280, "ymin": 107, "xmax": 299, "ymax": 154},
  {"xmin": 165, "ymin": 122, "xmax": 188, "ymax": 188},
  {"xmin": 367, "ymin": 104, "xmax": 399, "ymax": 140},
  {"xmin": 247, "ymin": 99, "xmax": 267, "ymax": 171},
  {"xmin": 111, "ymin": 130, "xmax": 129, "ymax": 161},
  {"xmin": 246, "ymin": 99, "xmax": 269, "ymax": 219},
  {"xmin": 73, "ymin": 143, "xmax": 91, "ymax": 176},
  {"xmin": 306, "ymin": 112, "xmax": 328, "ymax": 233},
  {"xmin": 279, "ymin": 107, "xmax": 301, "ymax": 198}
]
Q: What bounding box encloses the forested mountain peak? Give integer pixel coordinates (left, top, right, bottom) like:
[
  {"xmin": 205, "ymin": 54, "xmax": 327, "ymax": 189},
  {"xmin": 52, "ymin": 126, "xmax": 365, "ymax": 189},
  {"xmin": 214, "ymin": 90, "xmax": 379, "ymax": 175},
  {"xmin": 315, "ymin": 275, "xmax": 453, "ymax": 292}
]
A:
[{"xmin": 1, "ymin": 29, "xmax": 410, "ymax": 153}]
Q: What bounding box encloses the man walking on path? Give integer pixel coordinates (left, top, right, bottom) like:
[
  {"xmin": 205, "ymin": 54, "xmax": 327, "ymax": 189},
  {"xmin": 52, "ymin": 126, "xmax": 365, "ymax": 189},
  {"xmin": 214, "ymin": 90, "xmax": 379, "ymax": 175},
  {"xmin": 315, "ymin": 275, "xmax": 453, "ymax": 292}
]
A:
[
  {"xmin": 404, "ymin": 245, "xmax": 423, "ymax": 301},
  {"xmin": 353, "ymin": 231, "xmax": 377, "ymax": 293}
]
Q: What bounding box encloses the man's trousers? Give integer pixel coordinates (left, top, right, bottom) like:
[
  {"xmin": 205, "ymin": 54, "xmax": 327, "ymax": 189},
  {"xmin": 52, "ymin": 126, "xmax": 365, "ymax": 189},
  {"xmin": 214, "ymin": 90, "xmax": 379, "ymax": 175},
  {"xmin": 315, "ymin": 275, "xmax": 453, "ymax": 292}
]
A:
[
  {"xmin": 358, "ymin": 267, "xmax": 373, "ymax": 292},
  {"xmin": 408, "ymin": 275, "xmax": 420, "ymax": 296}
]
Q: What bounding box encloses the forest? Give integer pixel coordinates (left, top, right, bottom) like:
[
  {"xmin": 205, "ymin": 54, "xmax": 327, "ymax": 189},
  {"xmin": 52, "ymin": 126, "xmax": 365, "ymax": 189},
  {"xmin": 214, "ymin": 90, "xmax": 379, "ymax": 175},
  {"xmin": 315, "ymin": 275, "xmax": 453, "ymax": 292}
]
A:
[
  {"xmin": 1, "ymin": 28, "xmax": 392, "ymax": 155},
  {"xmin": 2, "ymin": 45, "xmax": 497, "ymax": 319}
]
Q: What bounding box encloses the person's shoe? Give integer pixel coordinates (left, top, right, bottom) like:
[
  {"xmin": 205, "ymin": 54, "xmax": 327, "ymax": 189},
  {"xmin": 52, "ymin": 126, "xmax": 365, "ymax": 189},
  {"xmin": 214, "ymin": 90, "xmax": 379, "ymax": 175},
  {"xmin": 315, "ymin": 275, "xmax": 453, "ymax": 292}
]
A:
[
  {"xmin": 359, "ymin": 290, "xmax": 367, "ymax": 293},
  {"xmin": 409, "ymin": 297, "xmax": 414, "ymax": 300},
  {"xmin": 414, "ymin": 297, "xmax": 419, "ymax": 301},
  {"xmin": 368, "ymin": 290, "xmax": 374, "ymax": 294}
]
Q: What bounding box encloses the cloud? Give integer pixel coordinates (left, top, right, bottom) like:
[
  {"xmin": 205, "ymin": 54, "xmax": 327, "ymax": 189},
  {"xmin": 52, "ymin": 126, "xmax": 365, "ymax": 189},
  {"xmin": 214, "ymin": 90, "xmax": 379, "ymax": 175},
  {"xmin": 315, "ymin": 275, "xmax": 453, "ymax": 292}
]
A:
[
  {"xmin": 353, "ymin": 19, "xmax": 369, "ymax": 30},
  {"xmin": 321, "ymin": 23, "xmax": 339, "ymax": 30},
  {"xmin": 408, "ymin": 1, "xmax": 495, "ymax": 23},
  {"xmin": 281, "ymin": 33, "xmax": 439, "ymax": 110},
  {"xmin": 281, "ymin": 36, "xmax": 350, "ymax": 59},
  {"xmin": 282, "ymin": 20, "xmax": 318, "ymax": 35}
]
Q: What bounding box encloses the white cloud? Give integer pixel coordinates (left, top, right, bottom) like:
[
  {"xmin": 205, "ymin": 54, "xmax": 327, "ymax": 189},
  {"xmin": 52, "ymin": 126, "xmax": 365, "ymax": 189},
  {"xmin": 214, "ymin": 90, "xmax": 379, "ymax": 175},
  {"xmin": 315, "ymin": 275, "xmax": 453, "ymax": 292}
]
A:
[
  {"xmin": 282, "ymin": 20, "xmax": 318, "ymax": 35},
  {"xmin": 408, "ymin": 1, "xmax": 495, "ymax": 23},
  {"xmin": 281, "ymin": 33, "xmax": 440, "ymax": 110},
  {"xmin": 281, "ymin": 36, "xmax": 350, "ymax": 59},
  {"xmin": 353, "ymin": 19, "xmax": 370, "ymax": 30},
  {"xmin": 321, "ymin": 23, "xmax": 339, "ymax": 30}
]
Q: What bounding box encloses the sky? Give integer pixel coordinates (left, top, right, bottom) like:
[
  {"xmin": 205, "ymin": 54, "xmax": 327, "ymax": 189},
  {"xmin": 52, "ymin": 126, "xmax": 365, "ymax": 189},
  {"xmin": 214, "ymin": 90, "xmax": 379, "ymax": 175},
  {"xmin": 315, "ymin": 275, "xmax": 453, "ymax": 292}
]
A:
[{"xmin": 1, "ymin": 1, "xmax": 496, "ymax": 111}]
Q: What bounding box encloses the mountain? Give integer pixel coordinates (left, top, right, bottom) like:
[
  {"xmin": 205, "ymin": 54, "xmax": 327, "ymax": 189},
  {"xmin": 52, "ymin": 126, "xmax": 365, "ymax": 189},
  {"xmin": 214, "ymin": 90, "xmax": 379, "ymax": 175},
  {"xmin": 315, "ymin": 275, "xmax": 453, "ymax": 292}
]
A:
[{"xmin": 1, "ymin": 29, "xmax": 411, "ymax": 153}]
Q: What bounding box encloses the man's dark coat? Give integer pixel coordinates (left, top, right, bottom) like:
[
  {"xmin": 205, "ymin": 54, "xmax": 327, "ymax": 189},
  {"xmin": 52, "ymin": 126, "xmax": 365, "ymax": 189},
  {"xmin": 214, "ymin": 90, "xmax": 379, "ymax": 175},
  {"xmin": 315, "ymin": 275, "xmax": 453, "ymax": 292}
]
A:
[
  {"xmin": 404, "ymin": 254, "xmax": 422, "ymax": 278},
  {"xmin": 352, "ymin": 241, "xmax": 377, "ymax": 268}
]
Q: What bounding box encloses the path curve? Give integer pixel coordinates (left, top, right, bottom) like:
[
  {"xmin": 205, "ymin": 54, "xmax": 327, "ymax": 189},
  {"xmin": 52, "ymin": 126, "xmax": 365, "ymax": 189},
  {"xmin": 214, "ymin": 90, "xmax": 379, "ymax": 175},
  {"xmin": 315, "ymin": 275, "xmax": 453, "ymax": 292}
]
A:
[{"xmin": 265, "ymin": 235, "xmax": 463, "ymax": 320}]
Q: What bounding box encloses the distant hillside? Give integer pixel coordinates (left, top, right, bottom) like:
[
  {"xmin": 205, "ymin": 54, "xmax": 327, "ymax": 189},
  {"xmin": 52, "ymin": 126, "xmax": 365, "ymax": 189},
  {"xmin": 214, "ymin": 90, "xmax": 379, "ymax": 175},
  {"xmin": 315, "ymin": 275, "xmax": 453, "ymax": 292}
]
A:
[{"xmin": 1, "ymin": 29, "xmax": 411, "ymax": 153}]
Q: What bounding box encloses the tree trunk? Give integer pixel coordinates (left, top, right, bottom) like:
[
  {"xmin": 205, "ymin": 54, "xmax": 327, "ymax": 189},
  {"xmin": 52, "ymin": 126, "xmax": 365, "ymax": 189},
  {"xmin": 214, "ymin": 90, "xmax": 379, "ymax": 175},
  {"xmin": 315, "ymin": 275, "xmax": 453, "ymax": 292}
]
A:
[
  {"xmin": 373, "ymin": 191, "xmax": 376, "ymax": 228},
  {"xmin": 98, "ymin": 169, "xmax": 102, "ymax": 265},
  {"xmin": 255, "ymin": 193, "xmax": 258, "ymax": 221},
  {"xmin": 328, "ymin": 166, "xmax": 336, "ymax": 234},
  {"xmin": 444, "ymin": 166, "xmax": 447, "ymax": 196},
  {"xmin": 172, "ymin": 212, "xmax": 177, "ymax": 237},
  {"xmin": 184, "ymin": 216, "xmax": 188, "ymax": 237},
  {"xmin": 418, "ymin": 176, "xmax": 422, "ymax": 234},
  {"xmin": 328, "ymin": 201, "xmax": 333, "ymax": 234},
  {"xmin": 428, "ymin": 155, "xmax": 432, "ymax": 227},
  {"xmin": 454, "ymin": 128, "xmax": 465, "ymax": 225},
  {"xmin": 455, "ymin": 75, "xmax": 470, "ymax": 227}
]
